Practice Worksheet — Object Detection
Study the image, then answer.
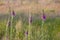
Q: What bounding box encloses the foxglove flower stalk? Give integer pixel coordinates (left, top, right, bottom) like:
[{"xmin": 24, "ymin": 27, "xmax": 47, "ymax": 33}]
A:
[
  {"xmin": 29, "ymin": 13, "xmax": 32, "ymax": 25},
  {"xmin": 28, "ymin": 13, "xmax": 32, "ymax": 40},
  {"xmin": 30, "ymin": 16, "xmax": 32, "ymax": 23},
  {"xmin": 10, "ymin": 10, "xmax": 16, "ymax": 40},
  {"xmin": 41, "ymin": 10, "xmax": 46, "ymax": 21},
  {"xmin": 25, "ymin": 31, "xmax": 28, "ymax": 40},
  {"xmin": 7, "ymin": 10, "xmax": 16, "ymax": 40},
  {"xmin": 7, "ymin": 1, "xmax": 16, "ymax": 40},
  {"xmin": 6, "ymin": 20, "xmax": 12, "ymax": 40},
  {"xmin": 40, "ymin": 9, "xmax": 46, "ymax": 40},
  {"xmin": 12, "ymin": 10, "xmax": 16, "ymax": 17},
  {"xmin": 42, "ymin": 13, "xmax": 46, "ymax": 21},
  {"xmin": 25, "ymin": 31, "xmax": 28, "ymax": 35}
]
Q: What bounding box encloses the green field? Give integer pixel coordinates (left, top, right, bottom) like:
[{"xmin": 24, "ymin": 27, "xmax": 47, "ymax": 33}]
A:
[{"xmin": 0, "ymin": 13, "xmax": 60, "ymax": 40}]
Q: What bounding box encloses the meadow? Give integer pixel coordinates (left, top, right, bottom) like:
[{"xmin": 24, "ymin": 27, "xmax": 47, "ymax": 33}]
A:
[{"xmin": 0, "ymin": 12, "xmax": 60, "ymax": 40}]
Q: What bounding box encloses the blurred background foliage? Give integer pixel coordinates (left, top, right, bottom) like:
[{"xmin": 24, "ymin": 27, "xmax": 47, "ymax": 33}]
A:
[{"xmin": 0, "ymin": 12, "xmax": 60, "ymax": 40}]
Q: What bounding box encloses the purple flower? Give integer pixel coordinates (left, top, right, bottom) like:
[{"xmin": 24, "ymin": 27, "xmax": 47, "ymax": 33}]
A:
[
  {"xmin": 41, "ymin": 9, "xmax": 46, "ymax": 21},
  {"xmin": 25, "ymin": 31, "xmax": 28, "ymax": 35},
  {"xmin": 43, "ymin": 14, "xmax": 46, "ymax": 20},
  {"xmin": 12, "ymin": 10, "xmax": 15, "ymax": 16},
  {"xmin": 30, "ymin": 16, "xmax": 32, "ymax": 23}
]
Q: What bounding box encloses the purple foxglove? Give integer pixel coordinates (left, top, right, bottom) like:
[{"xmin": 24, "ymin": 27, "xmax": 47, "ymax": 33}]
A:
[
  {"xmin": 30, "ymin": 16, "xmax": 32, "ymax": 23},
  {"xmin": 43, "ymin": 14, "xmax": 46, "ymax": 20},
  {"xmin": 25, "ymin": 31, "xmax": 28, "ymax": 35},
  {"xmin": 12, "ymin": 10, "xmax": 15, "ymax": 16},
  {"xmin": 41, "ymin": 10, "xmax": 46, "ymax": 21}
]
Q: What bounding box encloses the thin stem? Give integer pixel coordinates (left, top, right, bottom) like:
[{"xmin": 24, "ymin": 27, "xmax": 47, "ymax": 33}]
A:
[
  {"xmin": 10, "ymin": 15, "xmax": 13, "ymax": 40},
  {"xmin": 28, "ymin": 9, "xmax": 32, "ymax": 40},
  {"xmin": 41, "ymin": 20, "xmax": 44, "ymax": 40}
]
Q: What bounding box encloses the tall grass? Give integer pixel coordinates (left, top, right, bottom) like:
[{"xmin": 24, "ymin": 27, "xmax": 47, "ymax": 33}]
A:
[{"xmin": 0, "ymin": 13, "xmax": 60, "ymax": 40}]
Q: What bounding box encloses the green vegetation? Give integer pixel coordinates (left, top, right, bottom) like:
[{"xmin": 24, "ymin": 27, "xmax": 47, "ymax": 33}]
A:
[{"xmin": 0, "ymin": 13, "xmax": 60, "ymax": 40}]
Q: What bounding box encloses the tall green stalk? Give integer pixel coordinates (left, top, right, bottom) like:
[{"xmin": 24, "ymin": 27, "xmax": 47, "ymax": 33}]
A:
[
  {"xmin": 40, "ymin": 21, "xmax": 44, "ymax": 40},
  {"xmin": 28, "ymin": 11, "xmax": 32, "ymax": 40},
  {"xmin": 40, "ymin": 9, "xmax": 46, "ymax": 40}
]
